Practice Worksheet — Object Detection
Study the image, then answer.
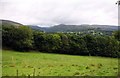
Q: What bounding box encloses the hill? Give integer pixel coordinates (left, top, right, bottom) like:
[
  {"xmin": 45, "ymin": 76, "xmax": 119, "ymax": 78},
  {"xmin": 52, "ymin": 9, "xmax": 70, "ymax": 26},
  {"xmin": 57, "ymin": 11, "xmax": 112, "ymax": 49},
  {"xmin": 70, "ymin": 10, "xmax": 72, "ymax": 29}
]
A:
[
  {"xmin": 1, "ymin": 20, "xmax": 119, "ymax": 35},
  {"xmin": 29, "ymin": 24, "xmax": 119, "ymax": 35},
  {"xmin": 0, "ymin": 19, "xmax": 23, "ymax": 27}
]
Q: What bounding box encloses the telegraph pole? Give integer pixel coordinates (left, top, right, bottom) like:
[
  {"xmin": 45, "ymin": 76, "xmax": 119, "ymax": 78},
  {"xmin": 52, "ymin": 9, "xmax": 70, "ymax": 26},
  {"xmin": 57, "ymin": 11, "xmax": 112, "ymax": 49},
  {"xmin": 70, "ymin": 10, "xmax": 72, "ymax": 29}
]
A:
[{"xmin": 116, "ymin": 0, "xmax": 120, "ymax": 5}]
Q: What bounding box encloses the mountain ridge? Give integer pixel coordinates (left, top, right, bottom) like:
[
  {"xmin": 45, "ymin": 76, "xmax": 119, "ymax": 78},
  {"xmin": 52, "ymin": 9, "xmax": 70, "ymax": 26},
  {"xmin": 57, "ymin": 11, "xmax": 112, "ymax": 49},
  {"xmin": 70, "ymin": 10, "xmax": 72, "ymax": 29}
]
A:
[
  {"xmin": 29, "ymin": 24, "xmax": 118, "ymax": 32},
  {"xmin": 1, "ymin": 20, "xmax": 119, "ymax": 35},
  {"xmin": 0, "ymin": 19, "xmax": 23, "ymax": 26}
]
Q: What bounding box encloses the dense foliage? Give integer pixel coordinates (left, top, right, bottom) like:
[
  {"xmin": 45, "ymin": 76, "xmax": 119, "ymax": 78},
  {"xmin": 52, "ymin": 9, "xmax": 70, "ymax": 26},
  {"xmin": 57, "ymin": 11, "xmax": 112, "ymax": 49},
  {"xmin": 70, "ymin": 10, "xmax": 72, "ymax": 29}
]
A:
[
  {"xmin": 2, "ymin": 25, "xmax": 33, "ymax": 51},
  {"xmin": 112, "ymin": 30, "xmax": 120, "ymax": 41},
  {"xmin": 2, "ymin": 25, "xmax": 120, "ymax": 58}
]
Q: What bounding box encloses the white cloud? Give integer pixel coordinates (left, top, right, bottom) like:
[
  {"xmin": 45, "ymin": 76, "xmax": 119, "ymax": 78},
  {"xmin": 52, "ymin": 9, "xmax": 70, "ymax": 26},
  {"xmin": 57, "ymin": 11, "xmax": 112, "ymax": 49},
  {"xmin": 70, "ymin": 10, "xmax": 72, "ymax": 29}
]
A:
[{"xmin": 0, "ymin": 0, "xmax": 118, "ymax": 26}]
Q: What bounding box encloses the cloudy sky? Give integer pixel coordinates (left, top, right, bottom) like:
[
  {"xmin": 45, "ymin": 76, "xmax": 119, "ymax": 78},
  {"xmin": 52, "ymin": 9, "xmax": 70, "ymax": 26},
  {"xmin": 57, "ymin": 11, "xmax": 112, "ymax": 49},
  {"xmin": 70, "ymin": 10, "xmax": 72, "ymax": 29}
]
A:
[{"xmin": 0, "ymin": 0, "xmax": 118, "ymax": 26}]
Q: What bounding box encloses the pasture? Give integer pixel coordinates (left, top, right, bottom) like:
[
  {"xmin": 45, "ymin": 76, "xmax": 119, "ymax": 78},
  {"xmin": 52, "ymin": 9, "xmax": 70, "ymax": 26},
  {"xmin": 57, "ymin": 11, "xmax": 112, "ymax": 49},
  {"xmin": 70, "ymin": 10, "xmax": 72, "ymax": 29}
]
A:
[{"xmin": 2, "ymin": 50, "xmax": 118, "ymax": 76}]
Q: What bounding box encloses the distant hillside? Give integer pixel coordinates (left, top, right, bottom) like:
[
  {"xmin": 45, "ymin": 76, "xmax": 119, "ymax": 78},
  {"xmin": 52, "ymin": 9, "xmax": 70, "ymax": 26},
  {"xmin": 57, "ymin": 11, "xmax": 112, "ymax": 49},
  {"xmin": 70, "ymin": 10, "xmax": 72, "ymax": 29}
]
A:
[
  {"xmin": 29, "ymin": 24, "xmax": 119, "ymax": 35},
  {"xmin": 1, "ymin": 20, "xmax": 119, "ymax": 35},
  {"xmin": 28, "ymin": 25, "xmax": 46, "ymax": 32},
  {"xmin": 0, "ymin": 19, "xmax": 23, "ymax": 27}
]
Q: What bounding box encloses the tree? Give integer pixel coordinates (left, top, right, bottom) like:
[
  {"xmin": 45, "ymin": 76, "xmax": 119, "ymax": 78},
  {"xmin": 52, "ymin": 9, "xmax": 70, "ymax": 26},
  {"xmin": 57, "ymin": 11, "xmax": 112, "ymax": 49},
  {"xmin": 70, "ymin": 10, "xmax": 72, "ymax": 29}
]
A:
[
  {"xmin": 68, "ymin": 34, "xmax": 88, "ymax": 55},
  {"xmin": 95, "ymin": 36, "xmax": 120, "ymax": 57},
  {"xmin": 33, "ymin": 32, "xmax": 61, "ymax": 52},
  {"xmin": 112, "ymin": 30, "xmax": 120, "ymax": 41},
  {"xmin": 2, "ymin": 25, "xmax": 33, "ymax": 51},
  {"xmin": 58, "ymin": 33, "xmax": 70, "ymax": 54},
  {"xmin": 83, "ymin": 34, "xmax": 97, "ymax": 55}
]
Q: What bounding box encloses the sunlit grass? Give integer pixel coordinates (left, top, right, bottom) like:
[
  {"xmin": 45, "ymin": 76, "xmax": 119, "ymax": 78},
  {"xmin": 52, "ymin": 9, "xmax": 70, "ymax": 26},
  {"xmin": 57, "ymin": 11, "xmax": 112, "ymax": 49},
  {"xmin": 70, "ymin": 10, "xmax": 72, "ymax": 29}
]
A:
[{"xmin": 2, "ymin": 50, "xmax": 118, "ymax": 76}]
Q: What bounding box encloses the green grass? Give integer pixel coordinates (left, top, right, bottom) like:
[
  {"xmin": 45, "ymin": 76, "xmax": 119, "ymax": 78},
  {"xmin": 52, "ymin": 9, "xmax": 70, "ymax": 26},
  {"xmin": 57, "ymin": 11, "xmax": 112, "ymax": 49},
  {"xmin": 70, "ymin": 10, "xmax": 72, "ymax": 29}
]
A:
[{"xmin": 2, "ymin": 50, "xmax": 119, "ymax": 76}]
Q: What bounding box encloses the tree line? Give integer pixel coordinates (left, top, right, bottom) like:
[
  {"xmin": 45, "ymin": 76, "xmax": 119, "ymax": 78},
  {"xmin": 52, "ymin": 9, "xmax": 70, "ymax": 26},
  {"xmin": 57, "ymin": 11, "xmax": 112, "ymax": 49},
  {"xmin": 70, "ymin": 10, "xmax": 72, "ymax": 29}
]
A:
[{"xmin": 2, "ymin": 25, "xmax": 120, "ymax": 58}]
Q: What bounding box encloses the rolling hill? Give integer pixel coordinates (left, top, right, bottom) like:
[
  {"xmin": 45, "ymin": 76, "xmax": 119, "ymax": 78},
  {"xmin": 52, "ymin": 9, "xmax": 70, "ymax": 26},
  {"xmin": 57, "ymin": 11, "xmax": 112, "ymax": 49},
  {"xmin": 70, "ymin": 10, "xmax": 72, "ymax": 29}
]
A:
[
  {"xmin": 30, "ymin": 24, "xmax": 118, "ymax": 32},
  {"xmin": 0, "ymin": 20, "xmax": 119, "ymax": 35},
  {"xmin": 29, "ymin": 24, "xmax": 119, "ymax": 35},
  {"xmin": 0, "ymin": 19, "xmax": 23, "ymax": 27}
]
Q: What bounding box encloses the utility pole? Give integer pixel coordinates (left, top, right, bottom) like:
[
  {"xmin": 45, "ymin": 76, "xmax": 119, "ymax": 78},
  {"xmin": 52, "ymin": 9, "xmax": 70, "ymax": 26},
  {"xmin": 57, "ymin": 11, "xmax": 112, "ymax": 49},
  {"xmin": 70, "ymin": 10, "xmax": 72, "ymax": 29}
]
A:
[{"xmin": 116, "ymin": 0, "xmax": 120, "ymax": 5}]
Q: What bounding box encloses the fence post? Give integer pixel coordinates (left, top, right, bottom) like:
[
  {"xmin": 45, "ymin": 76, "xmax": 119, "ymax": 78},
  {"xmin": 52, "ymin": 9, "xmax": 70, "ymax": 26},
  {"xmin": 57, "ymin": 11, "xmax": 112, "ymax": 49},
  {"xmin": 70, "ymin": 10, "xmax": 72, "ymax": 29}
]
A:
[
  {"xmin": 16, "ymin": 69, "xmax": 18, "ymax": 78},
  {"xmin": 28, "ymin": 74, "xmax": 30, "ymax": 78},
  {"xmin": 33, "ymin": 68, "xmax": 35, "ymax": 78}
]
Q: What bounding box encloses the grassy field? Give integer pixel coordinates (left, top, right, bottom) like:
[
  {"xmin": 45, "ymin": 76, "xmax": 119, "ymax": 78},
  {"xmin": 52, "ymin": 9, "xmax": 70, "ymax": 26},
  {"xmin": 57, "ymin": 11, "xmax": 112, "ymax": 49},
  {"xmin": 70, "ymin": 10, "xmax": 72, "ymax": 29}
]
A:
[{"xmin": 2, "ymin": 50, "xmax": 119, "ymax": 76}]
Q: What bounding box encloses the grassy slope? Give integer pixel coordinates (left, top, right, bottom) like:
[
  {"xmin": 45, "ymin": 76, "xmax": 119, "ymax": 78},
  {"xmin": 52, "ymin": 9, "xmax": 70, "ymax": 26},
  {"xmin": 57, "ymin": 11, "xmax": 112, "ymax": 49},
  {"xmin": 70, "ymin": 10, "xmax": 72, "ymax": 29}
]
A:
[{"xmin": 2, "ymin": 50, "xmax": 118, "ymax": 76}]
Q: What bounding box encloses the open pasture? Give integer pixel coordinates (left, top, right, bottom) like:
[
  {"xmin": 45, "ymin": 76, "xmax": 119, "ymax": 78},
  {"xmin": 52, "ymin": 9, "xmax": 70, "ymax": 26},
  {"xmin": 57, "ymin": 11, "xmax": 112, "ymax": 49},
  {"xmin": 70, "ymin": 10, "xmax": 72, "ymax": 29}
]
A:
[{"xmin": 2, "ymin": 50, "xmax": 118, "ymax": 76}]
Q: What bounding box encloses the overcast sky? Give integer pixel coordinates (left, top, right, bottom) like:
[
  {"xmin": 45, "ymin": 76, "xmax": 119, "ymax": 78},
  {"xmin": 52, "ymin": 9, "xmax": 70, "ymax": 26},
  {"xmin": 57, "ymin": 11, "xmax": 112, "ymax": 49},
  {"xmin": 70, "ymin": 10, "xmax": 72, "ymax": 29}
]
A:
[{"xmin": 0, "ymin": 0, "xmax": 118, "ymax": 26}]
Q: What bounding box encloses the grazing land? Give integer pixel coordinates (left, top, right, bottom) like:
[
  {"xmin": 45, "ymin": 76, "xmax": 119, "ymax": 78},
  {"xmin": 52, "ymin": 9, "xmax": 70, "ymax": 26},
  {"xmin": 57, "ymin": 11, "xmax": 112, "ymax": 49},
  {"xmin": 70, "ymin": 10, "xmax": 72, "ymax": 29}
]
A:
[{"xmin": 2, "ymin": 50, "xmax": 118, "ymax": 76}]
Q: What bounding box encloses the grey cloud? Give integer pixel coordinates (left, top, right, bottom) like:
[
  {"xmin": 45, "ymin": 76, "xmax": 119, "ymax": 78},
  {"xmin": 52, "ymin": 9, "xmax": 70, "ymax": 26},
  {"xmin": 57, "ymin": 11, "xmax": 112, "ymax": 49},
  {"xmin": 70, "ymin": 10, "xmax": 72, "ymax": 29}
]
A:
[{"xmin": 0, "ymin": 0, "xmax": 118, "ymax": 26}]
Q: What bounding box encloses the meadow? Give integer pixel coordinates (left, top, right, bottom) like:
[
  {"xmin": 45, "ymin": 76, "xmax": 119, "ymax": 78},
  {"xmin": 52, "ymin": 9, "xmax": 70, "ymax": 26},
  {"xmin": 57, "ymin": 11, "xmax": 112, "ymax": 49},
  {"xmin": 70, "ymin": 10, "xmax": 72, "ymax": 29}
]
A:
[{"xmin": 2, "ymin": 50, "xmax": 119, "ymax": 76}]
